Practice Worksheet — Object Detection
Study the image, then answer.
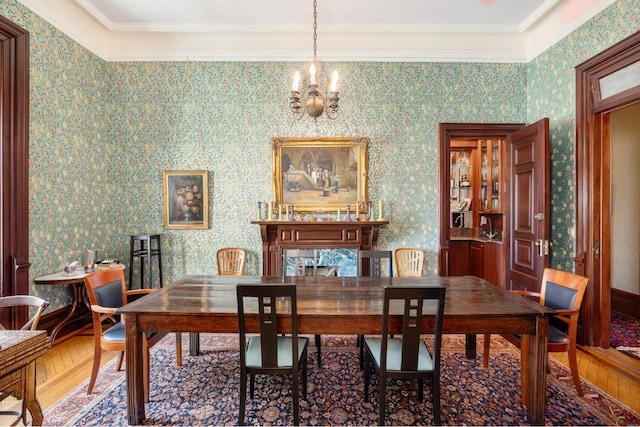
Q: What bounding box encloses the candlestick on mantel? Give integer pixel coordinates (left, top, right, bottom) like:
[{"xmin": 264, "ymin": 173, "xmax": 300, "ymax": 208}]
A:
[
  {"xmin": 268, "ymin": 202, "xmax": 273, "ymax": 220},
  {"xmin": 337, "ymin": 208, "xmax": 341, "ymax": 221},
  {"xmin": 256, "ymin": 201, "xmax": 262, "ymax": 221},
  {"xmin": 285, "ymin": 204, "xmax": 290, "ymax": 220},
  {"xmin": 377, "ymin": 200, "xmax": 384, "ymax": 221},
  {"xmin": 346, "ymin": 205, "xmax": 351, "ymax": 221},
  {"xmin": 278, "ymin": 204, "xmax": 283, "ymax": 220},
  {"xmin": 356, "ymin": 202, "xmax": 360, "ymax": 219}
]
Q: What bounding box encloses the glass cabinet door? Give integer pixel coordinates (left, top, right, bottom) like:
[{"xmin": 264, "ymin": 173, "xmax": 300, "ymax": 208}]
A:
[
  {"xmin": 450, "ymin": 149, "xmax": 473, "ymax": 229},
  {"xmin": 479, "ymin": 139, "xmax": 501, "ymax": 213}
]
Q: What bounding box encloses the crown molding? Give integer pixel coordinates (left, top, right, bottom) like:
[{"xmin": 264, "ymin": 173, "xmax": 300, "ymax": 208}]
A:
[{"xmin": 18, "ymin": 0, "xmax": 619, "ymax": 63}]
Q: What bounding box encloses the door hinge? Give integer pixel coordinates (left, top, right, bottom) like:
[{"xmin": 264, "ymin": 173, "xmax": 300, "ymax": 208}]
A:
[{"xmin": 534, "ymin": 213, "xmax": 544, "ymax": 220}]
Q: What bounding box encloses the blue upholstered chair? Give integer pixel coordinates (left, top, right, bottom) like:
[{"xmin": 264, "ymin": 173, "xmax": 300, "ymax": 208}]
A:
[
  {"xmin": 483, "ymin": 267, "xmax": 589, "ymax": 396},
  {"xmin": 236, "ymin": 283, "xmax": 308, "ymax": 426},
  {"xmin": 83, "ymin": 268, "xmax": 182, "ymax": 401},
  {"xmin": 363, "ymin": 285, "xmax": 446, "ymax": 425}
]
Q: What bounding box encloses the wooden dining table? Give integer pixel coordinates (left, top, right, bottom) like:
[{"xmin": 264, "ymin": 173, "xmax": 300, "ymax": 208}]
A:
[{"xmin": 117, "ymin": 275, "xmax": 555, "ymax": 425}]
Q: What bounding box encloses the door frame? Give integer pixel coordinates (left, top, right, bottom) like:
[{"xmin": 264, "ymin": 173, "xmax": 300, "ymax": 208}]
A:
[
  {"xmin": 438, "ymin": 123, "xmax": 524, "ymax": 280},
  {"xmin": 575, "ymin": 31, "xmax": 640, "ymax": 347},
  {"xmin": 0, "ymin": 16, "xmax": 30, "ymax": 329}
]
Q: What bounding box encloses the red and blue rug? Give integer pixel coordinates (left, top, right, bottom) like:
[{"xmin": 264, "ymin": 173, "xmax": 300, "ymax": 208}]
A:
[
  {"xmin": 611, "ymin": 311, "xmax": 640, "ymax": 360},
  {"xmin": 44, "ymin": 334, "xmax": 640, "ymax": 426}
]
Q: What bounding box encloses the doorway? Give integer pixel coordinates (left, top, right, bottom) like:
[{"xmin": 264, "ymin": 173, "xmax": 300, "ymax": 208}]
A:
[{"xmin": 575, "ymin": 30, "xmax": 640, "ymax": 350}]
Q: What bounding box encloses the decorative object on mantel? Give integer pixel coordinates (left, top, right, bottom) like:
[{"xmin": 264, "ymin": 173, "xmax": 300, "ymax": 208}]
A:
[
  {"xmin": 272, "ymin": 136, "xmax": 369, "ymax": 213},
  {"xmin": 289, "ymin": 0, "xmax": 339, "ymax": 121}
]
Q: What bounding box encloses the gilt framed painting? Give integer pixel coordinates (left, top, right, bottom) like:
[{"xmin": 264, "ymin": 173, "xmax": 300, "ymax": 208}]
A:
[
  {"xmin": 271, "ymin": 136, "xmax": 369, "ymax": 213},
  {"xmin": 163, "ymin": 170, "xmax": 209, "ymax": 229}
]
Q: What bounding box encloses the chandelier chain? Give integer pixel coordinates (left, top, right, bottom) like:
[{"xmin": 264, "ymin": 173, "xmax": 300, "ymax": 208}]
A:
[{"xmin": 312, "ymin": 0, "xmax": 318, "ymax": 63}]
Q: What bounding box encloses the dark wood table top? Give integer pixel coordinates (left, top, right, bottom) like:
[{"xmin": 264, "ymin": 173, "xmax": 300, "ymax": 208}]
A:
[{"xmin": 118, "ymin": 275, "xmax": 554, "ymax": 335}]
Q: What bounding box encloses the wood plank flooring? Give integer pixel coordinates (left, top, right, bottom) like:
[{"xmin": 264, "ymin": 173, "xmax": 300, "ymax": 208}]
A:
[{"xmin": 3, "ymin": 329, "xmax": 639, "ymax": 424}]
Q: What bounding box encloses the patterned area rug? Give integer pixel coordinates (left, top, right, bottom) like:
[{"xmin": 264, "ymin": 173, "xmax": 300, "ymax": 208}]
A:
[
  {"xmin": 611, "ymin": 312, "xmax": 640, "ymax": 360},
  {"xmin": 44, "ymin": 334, "xmax": 640, "ymax": 426}
]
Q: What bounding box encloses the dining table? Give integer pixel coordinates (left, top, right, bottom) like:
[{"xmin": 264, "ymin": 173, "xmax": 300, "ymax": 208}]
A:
[{"xmin": 117, "ymin": 274, "xmax": 555, "ymax": 425}]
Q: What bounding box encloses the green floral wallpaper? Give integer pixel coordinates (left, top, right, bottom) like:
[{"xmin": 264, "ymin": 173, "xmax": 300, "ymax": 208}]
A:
[{"xmin": 1, "ymin": 0, "xmax": 638, "ymax": 312}]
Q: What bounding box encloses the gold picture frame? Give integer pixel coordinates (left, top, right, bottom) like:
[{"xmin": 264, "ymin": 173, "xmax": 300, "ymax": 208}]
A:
[
  {"xmin": 272, "ymin": 136, "xmax": 369, "ymax": 213},
  {"xmin": 163, "ymin": 170, "xmax": 209, "ymax": 230}
]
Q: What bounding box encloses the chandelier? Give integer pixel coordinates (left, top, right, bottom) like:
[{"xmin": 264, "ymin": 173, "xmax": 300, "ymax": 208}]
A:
[{"xmin": 289, "ymin": 0, "xmax": 340, "ymax": 120}]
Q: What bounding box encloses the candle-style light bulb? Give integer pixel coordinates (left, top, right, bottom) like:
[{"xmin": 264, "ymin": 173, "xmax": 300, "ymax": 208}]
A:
[
  {"xmin": 292, "ymin": 71, "xmax": 300, "ymax": 91},
  {"xmin": 309, "ymin": 63, "xmax": 316, "ymax": 85},
  {"xmin": 330, "ymin": 70, "xmax": 339, "ymax": 92}
]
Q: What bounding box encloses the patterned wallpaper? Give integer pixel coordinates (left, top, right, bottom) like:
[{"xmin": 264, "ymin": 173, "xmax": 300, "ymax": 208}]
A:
[{"xmin": 1, "ymin": 0, "xmax": 638, "ymax": 311}]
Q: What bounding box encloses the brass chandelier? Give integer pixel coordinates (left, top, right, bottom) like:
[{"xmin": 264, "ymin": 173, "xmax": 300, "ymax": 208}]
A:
[{"xmin": 289, "ymin": 0, "xmax": 340, "ymax": 120}]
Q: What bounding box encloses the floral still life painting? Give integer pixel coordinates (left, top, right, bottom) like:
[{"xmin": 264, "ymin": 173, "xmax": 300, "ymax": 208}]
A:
[{"xmin": 163, "ymin": 170, "xmax": 209, "ymax": 229}]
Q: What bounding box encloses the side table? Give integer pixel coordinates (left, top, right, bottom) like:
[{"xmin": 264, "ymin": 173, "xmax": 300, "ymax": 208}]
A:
[{"xmin": 34, "ymin": 264, "xmax": 125, "ymax": 343}]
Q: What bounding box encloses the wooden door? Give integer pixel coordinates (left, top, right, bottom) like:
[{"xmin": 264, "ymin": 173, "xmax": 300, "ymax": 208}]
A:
[{"xmin": 506, "ymin": 119, "xmax": 550, "ymax": 292}]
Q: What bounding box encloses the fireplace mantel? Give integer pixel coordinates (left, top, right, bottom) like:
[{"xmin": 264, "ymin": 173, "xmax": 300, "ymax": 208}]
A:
[{"xmin": 252, "ymin": 220, "xmax": 389, "ymax": 276}]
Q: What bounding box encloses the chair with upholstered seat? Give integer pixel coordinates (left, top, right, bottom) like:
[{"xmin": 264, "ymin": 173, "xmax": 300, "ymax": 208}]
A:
[
  {"xmin": 394, "ymin": 248, "xmax": 424, "ymax": 277},
  {"xmin": 216, "ymin": 247, "xmax": 246, "ymax": 275},
  {"xmin": 236, "ymin": 283, "xmax": 308, "ymax": 426},
  {"xmin": 483, "ymin": 267, "xmax": 588, "ymax": 396},
  {"xmin": 363, "ymin": 285, "xmax": 446, "ymax": 425},
  {"xmin": 83, "ymin": 268, "xmax": 182, "ymax": 401},
  {"xmin": 0, "ymin": 295, "xmax": 49, "ymax": 426}
]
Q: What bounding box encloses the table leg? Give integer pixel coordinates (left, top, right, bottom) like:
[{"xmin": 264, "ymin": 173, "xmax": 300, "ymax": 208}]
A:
[
  {"xmin": 524, "ymin": 315, "xmax": 549, "ymax": 425},
  {"xmin": 23, "ymin": 362, "xmax": 44, "ymax": 426},
  {"xmin": 125, "ymin": 315, "xmax": 146, "ymax": 425},
  {"xmin": 189, "ymin": 332, "xmax": 200, "ymax": 356},
  {"xmin": 49, "ymin": 282, "xmax": 83, "ymax": 343},
  {"xmin": 464, "ymin": 334, "xmax": 477, "ymax": 359}
]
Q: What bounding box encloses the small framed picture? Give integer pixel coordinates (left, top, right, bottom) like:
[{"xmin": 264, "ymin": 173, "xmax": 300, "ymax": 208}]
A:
[{"xmin": 162, "ymin": 170, "xmax": 209, "ymax": 230}]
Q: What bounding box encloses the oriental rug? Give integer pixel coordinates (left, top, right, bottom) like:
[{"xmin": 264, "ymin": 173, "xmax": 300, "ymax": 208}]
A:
[
  {"xmin": 611, "ymin": 311, "xmax": 640, "ymax": 360},
  {"xmin": 44, "ymin": 334, "xmax": 640, "ymax": 426}
]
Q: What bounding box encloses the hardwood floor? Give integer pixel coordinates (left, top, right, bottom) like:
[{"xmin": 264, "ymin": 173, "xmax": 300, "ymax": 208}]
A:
[{"xmin": 3, "ymin": 330, "xmax": 639, "ymax": 424}]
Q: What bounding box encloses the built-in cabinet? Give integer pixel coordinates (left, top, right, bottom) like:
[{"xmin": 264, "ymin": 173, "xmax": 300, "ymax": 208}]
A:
[{"xmin": 439, "ymin": 123, "xmax": 524, "ymax": 288}]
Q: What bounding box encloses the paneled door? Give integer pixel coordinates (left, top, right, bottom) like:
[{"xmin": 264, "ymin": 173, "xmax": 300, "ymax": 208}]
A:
[{"xmin": 506, "ymin": 119, "xmax": 550, "ymax": 292}]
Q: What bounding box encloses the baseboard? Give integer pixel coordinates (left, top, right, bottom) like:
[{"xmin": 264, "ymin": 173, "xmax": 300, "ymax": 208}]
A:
[{"xmin": 611, "ymin": 288, "xmax": 640, "ymax": 318}]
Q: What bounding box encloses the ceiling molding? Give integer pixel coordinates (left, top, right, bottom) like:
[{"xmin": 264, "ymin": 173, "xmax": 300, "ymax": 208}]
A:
[{"xmin": 18, "ymin": 0, "xmax": 619, "ymax": 63}]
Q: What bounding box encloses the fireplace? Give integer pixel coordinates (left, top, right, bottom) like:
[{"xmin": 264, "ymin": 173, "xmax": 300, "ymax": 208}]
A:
[{"xmin": 252, "ymin": 220, "xmax": 389, "ymax": 276}]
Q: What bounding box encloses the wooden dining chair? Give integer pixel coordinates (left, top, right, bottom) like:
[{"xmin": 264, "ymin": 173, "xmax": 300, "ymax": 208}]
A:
[
  {"xmin": 364, "ymin": 285, "xmax": 447, "ymax": 426},
  {"xmin": 236, "ymin": 283, "xmax": 308, "ymax": 426},
  {"xmin": 394, "ymin": 248, "xmax": 425, "ymax": 277},
  {"xmin": 83, "ymin": 268, "xmax": 182, "ymax": 401},
  {"xmin": 357, "ymin": 250, "xmax": 393, "ymax": 278},
  {"xmin": 483, "ymin": 267, "xmax": 589, "ymax": 396},
  {"xmin": 282, "ymin": 248, "xmax": 323, "ymax": 366},
  {"xmin": 0, "ymin": 295, "xmax": 49, "ymax": 426},
  {"xmin": 356, "ymin": 250, "xmax": 393, "ymax": 367},
  {"xmin": 216, "ymin": 247, "xmax": 246, "ymax": 275}
]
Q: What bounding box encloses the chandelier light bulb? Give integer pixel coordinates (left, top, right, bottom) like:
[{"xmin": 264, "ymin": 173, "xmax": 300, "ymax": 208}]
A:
[
  {"xmin": 292, "ymin": 71, "xmax": 300, "ymax": 91},
  {"xmin": 309, "ymin": 63, "xmax": 317, "ymax": 85},
  {"xmin": 330, "ymin": 70, "xmax": 339, "ymax": 92}
]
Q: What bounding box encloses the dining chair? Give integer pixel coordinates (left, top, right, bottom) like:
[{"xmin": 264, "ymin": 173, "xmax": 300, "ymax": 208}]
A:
[
  {"xmin": 0, "ymin": 295, "xmax": 49, "ymax": 426},
  {"xmin": 216, "ymin": 247, "xmax": 246, "ymax": 275},
  {"xmin": 282, "ymin": 248, "xmax": 323, "ymax": 366},
  {"xmin": 357, "ymin": 250, "xmax": 393, "ymax": 278},
  {"xmin": 83, "ymin": 268, "xmax": 182, "ymax": 401},
  {"xmin": 356, "ymin": 250, "xmax": 393, "ymax": 367},
  {"xmin": 393, "ymin": 248, "xmax": 425, "ymax": 277},
  {"xmin": 0, "ymin": 295, "xmax": 49, "ymax": 331},
  {"xmin": 363, "ymin": 285, "xmax": 446, "ymax": 425},
  {"xmin": 483, "ymin": 267, "xmax": 588, "ymax": 396},
  {"xmin": 236, "ymin": 283, "xmax": 308, "ymax": 426}
]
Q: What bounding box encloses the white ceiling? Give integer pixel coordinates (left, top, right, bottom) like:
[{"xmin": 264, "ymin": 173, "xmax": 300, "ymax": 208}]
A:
[{"xmin": 18, "ymin": 0, "xmax": 617, "ymax": 62}]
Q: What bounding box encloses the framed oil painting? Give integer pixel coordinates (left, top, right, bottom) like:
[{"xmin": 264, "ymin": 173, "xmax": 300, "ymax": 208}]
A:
[
  {"xmin": 163, "ymin": 170, "xmax": 209, "ymax": 230},
  {"xmin": 272, "ymin": 136, "xmax": 369, "ymax": 213}
]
